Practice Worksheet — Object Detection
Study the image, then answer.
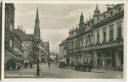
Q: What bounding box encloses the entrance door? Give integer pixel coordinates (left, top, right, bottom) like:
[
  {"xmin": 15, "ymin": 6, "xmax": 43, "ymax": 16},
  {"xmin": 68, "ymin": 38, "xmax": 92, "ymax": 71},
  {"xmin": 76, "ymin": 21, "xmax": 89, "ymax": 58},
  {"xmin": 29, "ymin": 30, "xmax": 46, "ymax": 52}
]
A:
[
  {"xmin": 119, "ymin": 51, "xmax": 123, "ymax": 66},
  {"xmin": 97, "ymin": 52, "xmax": 102, "ymax": 67}
]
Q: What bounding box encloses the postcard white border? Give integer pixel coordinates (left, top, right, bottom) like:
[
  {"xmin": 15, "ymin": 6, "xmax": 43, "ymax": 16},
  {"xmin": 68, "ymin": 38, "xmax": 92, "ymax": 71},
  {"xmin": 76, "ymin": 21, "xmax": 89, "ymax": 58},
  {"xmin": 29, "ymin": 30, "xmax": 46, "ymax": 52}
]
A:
[{"xmin": 1, "ymin": 0, "xmax": 127, "ymax": 82}]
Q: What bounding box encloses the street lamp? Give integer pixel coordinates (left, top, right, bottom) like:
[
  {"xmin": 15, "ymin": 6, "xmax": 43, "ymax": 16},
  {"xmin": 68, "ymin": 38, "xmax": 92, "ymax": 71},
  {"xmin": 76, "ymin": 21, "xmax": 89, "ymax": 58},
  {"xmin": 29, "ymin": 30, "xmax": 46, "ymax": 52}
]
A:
[{"xmin": 35, "ymin": 36, "xmax": 40, "ymax": 76}]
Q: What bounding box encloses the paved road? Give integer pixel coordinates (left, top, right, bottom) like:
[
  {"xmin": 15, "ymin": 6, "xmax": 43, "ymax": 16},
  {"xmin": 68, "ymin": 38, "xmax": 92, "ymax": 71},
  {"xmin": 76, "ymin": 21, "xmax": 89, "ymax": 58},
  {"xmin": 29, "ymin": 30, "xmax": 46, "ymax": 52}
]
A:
[{"xmin": 5, "ymin": 63, "xmax": 123, "ymax": 79}]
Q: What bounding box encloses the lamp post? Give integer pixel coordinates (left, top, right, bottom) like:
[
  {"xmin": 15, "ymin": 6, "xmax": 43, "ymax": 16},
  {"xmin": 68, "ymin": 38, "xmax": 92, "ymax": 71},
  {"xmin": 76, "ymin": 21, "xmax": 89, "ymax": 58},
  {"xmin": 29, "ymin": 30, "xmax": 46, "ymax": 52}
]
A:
[{"xmin": 35, "ymin": 36, "xmax": 40, "ymax": 76}]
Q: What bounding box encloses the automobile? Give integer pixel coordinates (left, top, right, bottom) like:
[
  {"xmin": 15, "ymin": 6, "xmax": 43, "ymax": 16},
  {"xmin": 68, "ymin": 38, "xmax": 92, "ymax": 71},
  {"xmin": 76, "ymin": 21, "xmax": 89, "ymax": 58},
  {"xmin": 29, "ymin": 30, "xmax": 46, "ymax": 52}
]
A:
[
  {"xmin": 58, "ymin": 61, "xmax": 66, "ymax": 68},
  {"xmin": 58, "ymin": 58, "xmax": 66, "ymax": 68},
  {"xmin": 82, "ymin": 62, "xmax": 92, "ymax": 72}
]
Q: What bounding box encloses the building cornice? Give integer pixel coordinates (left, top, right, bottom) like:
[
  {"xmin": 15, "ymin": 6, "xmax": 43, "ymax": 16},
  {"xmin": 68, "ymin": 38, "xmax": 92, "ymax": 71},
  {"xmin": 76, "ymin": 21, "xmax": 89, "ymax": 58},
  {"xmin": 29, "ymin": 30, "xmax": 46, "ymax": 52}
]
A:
[{"xmin": 93, "ymin": 11, "xmax": 124, "ymax": 29}]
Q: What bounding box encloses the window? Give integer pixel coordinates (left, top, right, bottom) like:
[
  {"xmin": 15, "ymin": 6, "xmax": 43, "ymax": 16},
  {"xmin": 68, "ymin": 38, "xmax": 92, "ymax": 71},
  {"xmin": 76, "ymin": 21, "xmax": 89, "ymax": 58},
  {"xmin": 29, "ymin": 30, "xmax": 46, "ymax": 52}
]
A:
[
  {"xmin": 86, "ymin": 37, "xmax": 88, "ymax": 46},
  {"xmin": 97, "ymin": 30, "xmax": 100, "ymax": 43},
  {"xmin": 103, "ymin": 28, "xmax": 106, "ymax": 42},
  {"xmin": 111, "ymin": 11, "xmax": 113, "ymax": 16},
  {"xmin": 109, "ymin": 25, "xmax": 114, "ymax": 41},
  {"xmin": 117, "ymin": 22, "xmax": 122, "ymax": 40},
  {"xmin": 10, "ymin": 40, "xmax": 12, "ymax": 47},
  {"xmin": 10, "ymin": 24, "xmax": 13, "ymax": 31},
  {"xmin": 81, "ymin": 38, "xmax": 83, "ymax": 48},
  {"xmin": 87, "ymin": 36, "xmax": 89, "ymax": 45},
  {"xmin": 75, "ymin": 41, "xmax": 77, "ymax": 49}
]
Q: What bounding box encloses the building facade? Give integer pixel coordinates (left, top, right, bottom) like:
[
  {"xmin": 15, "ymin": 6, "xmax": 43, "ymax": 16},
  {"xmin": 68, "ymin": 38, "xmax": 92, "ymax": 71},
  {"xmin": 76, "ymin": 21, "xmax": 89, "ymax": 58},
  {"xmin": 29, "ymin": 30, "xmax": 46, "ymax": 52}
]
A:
[
  {"xmin": 5, "ymin": 3, "xmax": 15, "ymax": 64},
  {"xmin": 59, "ymin": 4, "xmax": 124, "ymax": 69},
  {"xmin": 40, "ymin": 42, "xmax": 50, "ymax": 62},
  {"xmin": 13, "ymin": 29, "xmax": 23, "ymax": 60},
  {"xmin": 14, "ymin": 27, "xmax": 33, "ymax": 60},
  {"xmin": 59, "ymin": 39, "xmax": 68, "ymax": 59}
]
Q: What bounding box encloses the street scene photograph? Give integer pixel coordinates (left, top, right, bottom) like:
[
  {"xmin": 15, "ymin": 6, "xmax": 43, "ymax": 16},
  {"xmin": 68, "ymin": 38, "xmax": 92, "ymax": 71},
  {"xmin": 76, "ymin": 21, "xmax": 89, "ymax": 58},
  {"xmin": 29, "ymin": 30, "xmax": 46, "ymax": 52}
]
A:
[{"xmin": 4, "ymin": 2, "xmax": 124, "ymax": 79}]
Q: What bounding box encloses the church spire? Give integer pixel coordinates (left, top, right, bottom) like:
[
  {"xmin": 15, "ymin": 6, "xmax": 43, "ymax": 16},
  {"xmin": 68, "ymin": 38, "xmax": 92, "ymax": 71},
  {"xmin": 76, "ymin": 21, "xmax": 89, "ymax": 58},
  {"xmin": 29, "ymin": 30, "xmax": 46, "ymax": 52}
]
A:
[
  {"xmin": 79, "ymin": 12, "xmax": 85, "ymax": 28},
  {"xmin": 93, "ymin": 4, "xmax": 100, "ymax": 17},
  {"xmin": 35, "ymin": 7, "xmax": 39, "ymax": 23},
  {"xmin": 95, "ymin": 4, "xmax": 100, "ymax": 12},
  {"xmin": 34, "ymin": 7, "xmax": 40, "ymax": 39},
  {"xmin": 80, "ymin": 12, "xmax": 84, "ymax": 23}
]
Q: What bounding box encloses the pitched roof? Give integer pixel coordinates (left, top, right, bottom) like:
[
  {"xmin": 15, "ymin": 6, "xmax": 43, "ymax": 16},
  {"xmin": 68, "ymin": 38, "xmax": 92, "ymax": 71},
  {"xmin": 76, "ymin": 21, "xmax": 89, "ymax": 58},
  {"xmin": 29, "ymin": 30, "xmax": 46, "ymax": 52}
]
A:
[{"xmin": 14, "ymin": 29, "xmax": 34, "ymax": 41}]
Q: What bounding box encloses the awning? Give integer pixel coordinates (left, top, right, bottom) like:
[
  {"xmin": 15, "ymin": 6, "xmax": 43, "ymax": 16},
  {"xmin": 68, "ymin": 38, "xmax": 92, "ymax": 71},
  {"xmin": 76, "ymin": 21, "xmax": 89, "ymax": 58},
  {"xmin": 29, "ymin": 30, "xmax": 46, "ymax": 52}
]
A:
[
  {"xmin": 5, "ymin": 50, "xmax": 17, "ymax": 59},
  {"xmin": 5, "ymin": 50, "xmax": 24, "ymax": 64}
]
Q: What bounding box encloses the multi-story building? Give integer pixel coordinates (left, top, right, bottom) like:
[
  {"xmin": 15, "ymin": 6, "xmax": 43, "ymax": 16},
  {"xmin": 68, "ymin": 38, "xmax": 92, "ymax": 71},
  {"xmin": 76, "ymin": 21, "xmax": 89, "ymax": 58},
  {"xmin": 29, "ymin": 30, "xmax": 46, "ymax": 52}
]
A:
[
  {"xmin": 59, "ymin": 4, "xmax": 124, "ymax": 69},
  {"xmin": 59, "ymin": 39, "xmax": 68, "ymax": 59},
  {"xmin": 22, "ymin": 34, "xmax": 33, "ymax": 59},
  {"xmin": 41, "ymin": 42, "xmax": 50, "ymax": 62},
  {"xmin": 5, "ymin": 3, "xmax": 15, "ymax": 64},
  {"xmin": 13, "ymin": 30, "xmax": 23, "ymax": 60},
  {"xmin": 14, "ymin": 27, "xmax": 33, "ymax": 59},
  {"xmin": 92, "ymin": 4, "xmax": 124, "ymax": 68}
]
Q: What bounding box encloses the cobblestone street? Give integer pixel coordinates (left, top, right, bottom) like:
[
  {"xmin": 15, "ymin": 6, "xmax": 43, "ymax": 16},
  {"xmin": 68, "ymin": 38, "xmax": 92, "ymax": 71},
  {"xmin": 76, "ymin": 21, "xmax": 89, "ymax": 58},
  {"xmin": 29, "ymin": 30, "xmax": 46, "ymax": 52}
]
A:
[{"xmin": 5, "ymin": 63, "xmax": 123, "ymax": 79}]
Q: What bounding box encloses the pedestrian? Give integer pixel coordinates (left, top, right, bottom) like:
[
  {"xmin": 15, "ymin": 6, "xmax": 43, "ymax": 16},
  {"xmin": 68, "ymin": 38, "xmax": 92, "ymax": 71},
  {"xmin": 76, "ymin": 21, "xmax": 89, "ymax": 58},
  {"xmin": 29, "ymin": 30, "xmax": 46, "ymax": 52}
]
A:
[
  {"xmin": 48, "ymin": 62, "xmax": 51, "ymax": 69},
  {"xmin": 29, "ymin": 62, "xmax": 32, "ymax": 68}
]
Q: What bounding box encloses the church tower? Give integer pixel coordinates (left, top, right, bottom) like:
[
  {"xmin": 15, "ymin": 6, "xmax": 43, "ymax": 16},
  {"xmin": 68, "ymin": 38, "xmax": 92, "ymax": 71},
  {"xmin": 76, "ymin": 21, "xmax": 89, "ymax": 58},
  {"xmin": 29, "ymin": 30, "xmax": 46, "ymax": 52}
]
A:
[
  {"xmin": 80, "ymin": 12, "xmax": 84, "ymax": 23},
  {"xmin": 79, "ymin": 12, "xmax": 85, "ymax": 28},
  {"xmin": 93, "ymin": 4, "xmax": 100, "ymax": 17},
  {"xmin": 34, "ymin": 7, "xmax": 41, "ymax": 40}
]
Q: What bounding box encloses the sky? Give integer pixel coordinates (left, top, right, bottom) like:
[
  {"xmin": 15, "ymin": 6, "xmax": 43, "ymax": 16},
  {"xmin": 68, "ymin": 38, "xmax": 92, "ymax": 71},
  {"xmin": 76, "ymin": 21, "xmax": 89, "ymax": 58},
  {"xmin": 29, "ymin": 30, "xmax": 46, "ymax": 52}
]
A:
[{"xmin": 15, "ymin": 3, "xmax": 107, "ymax": 53}]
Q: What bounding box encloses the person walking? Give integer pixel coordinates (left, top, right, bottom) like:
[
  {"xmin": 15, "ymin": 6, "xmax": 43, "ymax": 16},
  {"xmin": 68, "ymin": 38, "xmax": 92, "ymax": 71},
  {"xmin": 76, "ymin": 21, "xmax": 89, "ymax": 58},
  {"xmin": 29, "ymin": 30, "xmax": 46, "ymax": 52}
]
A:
[{"xmin": 48, "ymin": 61, "xmax": 51, "ymax": 69}]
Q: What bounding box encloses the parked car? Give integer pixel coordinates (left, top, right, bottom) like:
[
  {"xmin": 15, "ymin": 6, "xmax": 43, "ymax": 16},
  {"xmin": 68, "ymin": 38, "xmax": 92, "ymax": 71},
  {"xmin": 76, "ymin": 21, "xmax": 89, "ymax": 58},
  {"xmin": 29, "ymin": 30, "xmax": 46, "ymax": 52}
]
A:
[
  {"xmin": 58, "ymin": 58, "xmax": 67, "ymax": 68},
  {"xmin": 58, "ymin": 61, "xmax": 66, "ymax": 68},
  {"xmin": 82, "ymin": 62, "xmax": 92, "ymax": 72}
]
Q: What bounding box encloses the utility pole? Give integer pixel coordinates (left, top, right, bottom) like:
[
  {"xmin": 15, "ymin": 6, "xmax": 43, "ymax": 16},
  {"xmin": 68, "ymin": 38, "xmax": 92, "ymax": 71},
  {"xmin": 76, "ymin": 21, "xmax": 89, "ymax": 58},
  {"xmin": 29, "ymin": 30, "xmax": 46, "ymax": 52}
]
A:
[{"xmin": 35, "ymin": 37, "xmax": 40, "ymax": 76}]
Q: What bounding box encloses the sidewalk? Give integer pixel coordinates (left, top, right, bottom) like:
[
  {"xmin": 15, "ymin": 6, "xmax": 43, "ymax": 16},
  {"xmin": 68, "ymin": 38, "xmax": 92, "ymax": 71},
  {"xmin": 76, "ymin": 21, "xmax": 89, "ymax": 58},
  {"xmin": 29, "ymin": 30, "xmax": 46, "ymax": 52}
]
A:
[
  {"xmin": 5, "ymin": 63, "xmax": 123, "ymax": 79},
  {"xmin": 5, "ymin": 67, "xmax": 37, "ymax": 78}
]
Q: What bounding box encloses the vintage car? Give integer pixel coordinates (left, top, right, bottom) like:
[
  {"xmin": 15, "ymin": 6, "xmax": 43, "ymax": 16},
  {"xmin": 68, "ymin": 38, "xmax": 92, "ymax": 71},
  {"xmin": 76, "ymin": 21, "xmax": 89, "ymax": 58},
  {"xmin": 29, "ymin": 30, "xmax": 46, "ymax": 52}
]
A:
[
  {"xmin": 58, "ymin": 58, "xmax": 67, "ymax": 68},
  {"xmin": 58, "ymin": 61, "xmax": 66, "ymax": 68},
  {"xmin": 81, "ymin": 62, "xmax": 92, "ymax": 72},
  {"xmin": 74, "ymin": 62, "xmax": 92, "ymax": 72}
]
